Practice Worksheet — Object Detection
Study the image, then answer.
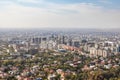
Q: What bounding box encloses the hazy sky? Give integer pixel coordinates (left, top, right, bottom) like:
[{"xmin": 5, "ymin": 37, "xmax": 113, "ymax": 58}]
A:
[{"xmin": 0, "ymin": 0, "xmax": 120, "ymax": 29}]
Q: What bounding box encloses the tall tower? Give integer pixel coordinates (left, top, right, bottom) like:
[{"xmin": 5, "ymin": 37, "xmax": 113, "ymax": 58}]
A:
[{"xmin": 116, "ymin": 44, "xmax": 120, "ymax": 52}]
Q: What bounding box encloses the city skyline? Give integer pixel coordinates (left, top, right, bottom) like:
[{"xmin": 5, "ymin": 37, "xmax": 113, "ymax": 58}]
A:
[{"xmin": 0, "ymin": 0, "xmax": 120, "ymax": 29}]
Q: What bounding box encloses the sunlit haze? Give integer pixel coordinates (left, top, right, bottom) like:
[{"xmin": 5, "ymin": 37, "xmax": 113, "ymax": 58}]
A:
[{"xmin": 0, "ymin": 0, "xmax": 120, "ymax": 29}]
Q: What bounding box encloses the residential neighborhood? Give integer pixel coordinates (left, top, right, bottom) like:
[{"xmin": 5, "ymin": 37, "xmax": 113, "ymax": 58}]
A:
[{"xmin": 0, "ymin": 30, "xmax": 120, "ymax": 80}]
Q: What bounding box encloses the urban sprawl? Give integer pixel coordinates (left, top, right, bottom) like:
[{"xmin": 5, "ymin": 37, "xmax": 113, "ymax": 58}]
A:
[{"xmin": 0, "ymin": 30, "xmax": 120, "ymax": 80}]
